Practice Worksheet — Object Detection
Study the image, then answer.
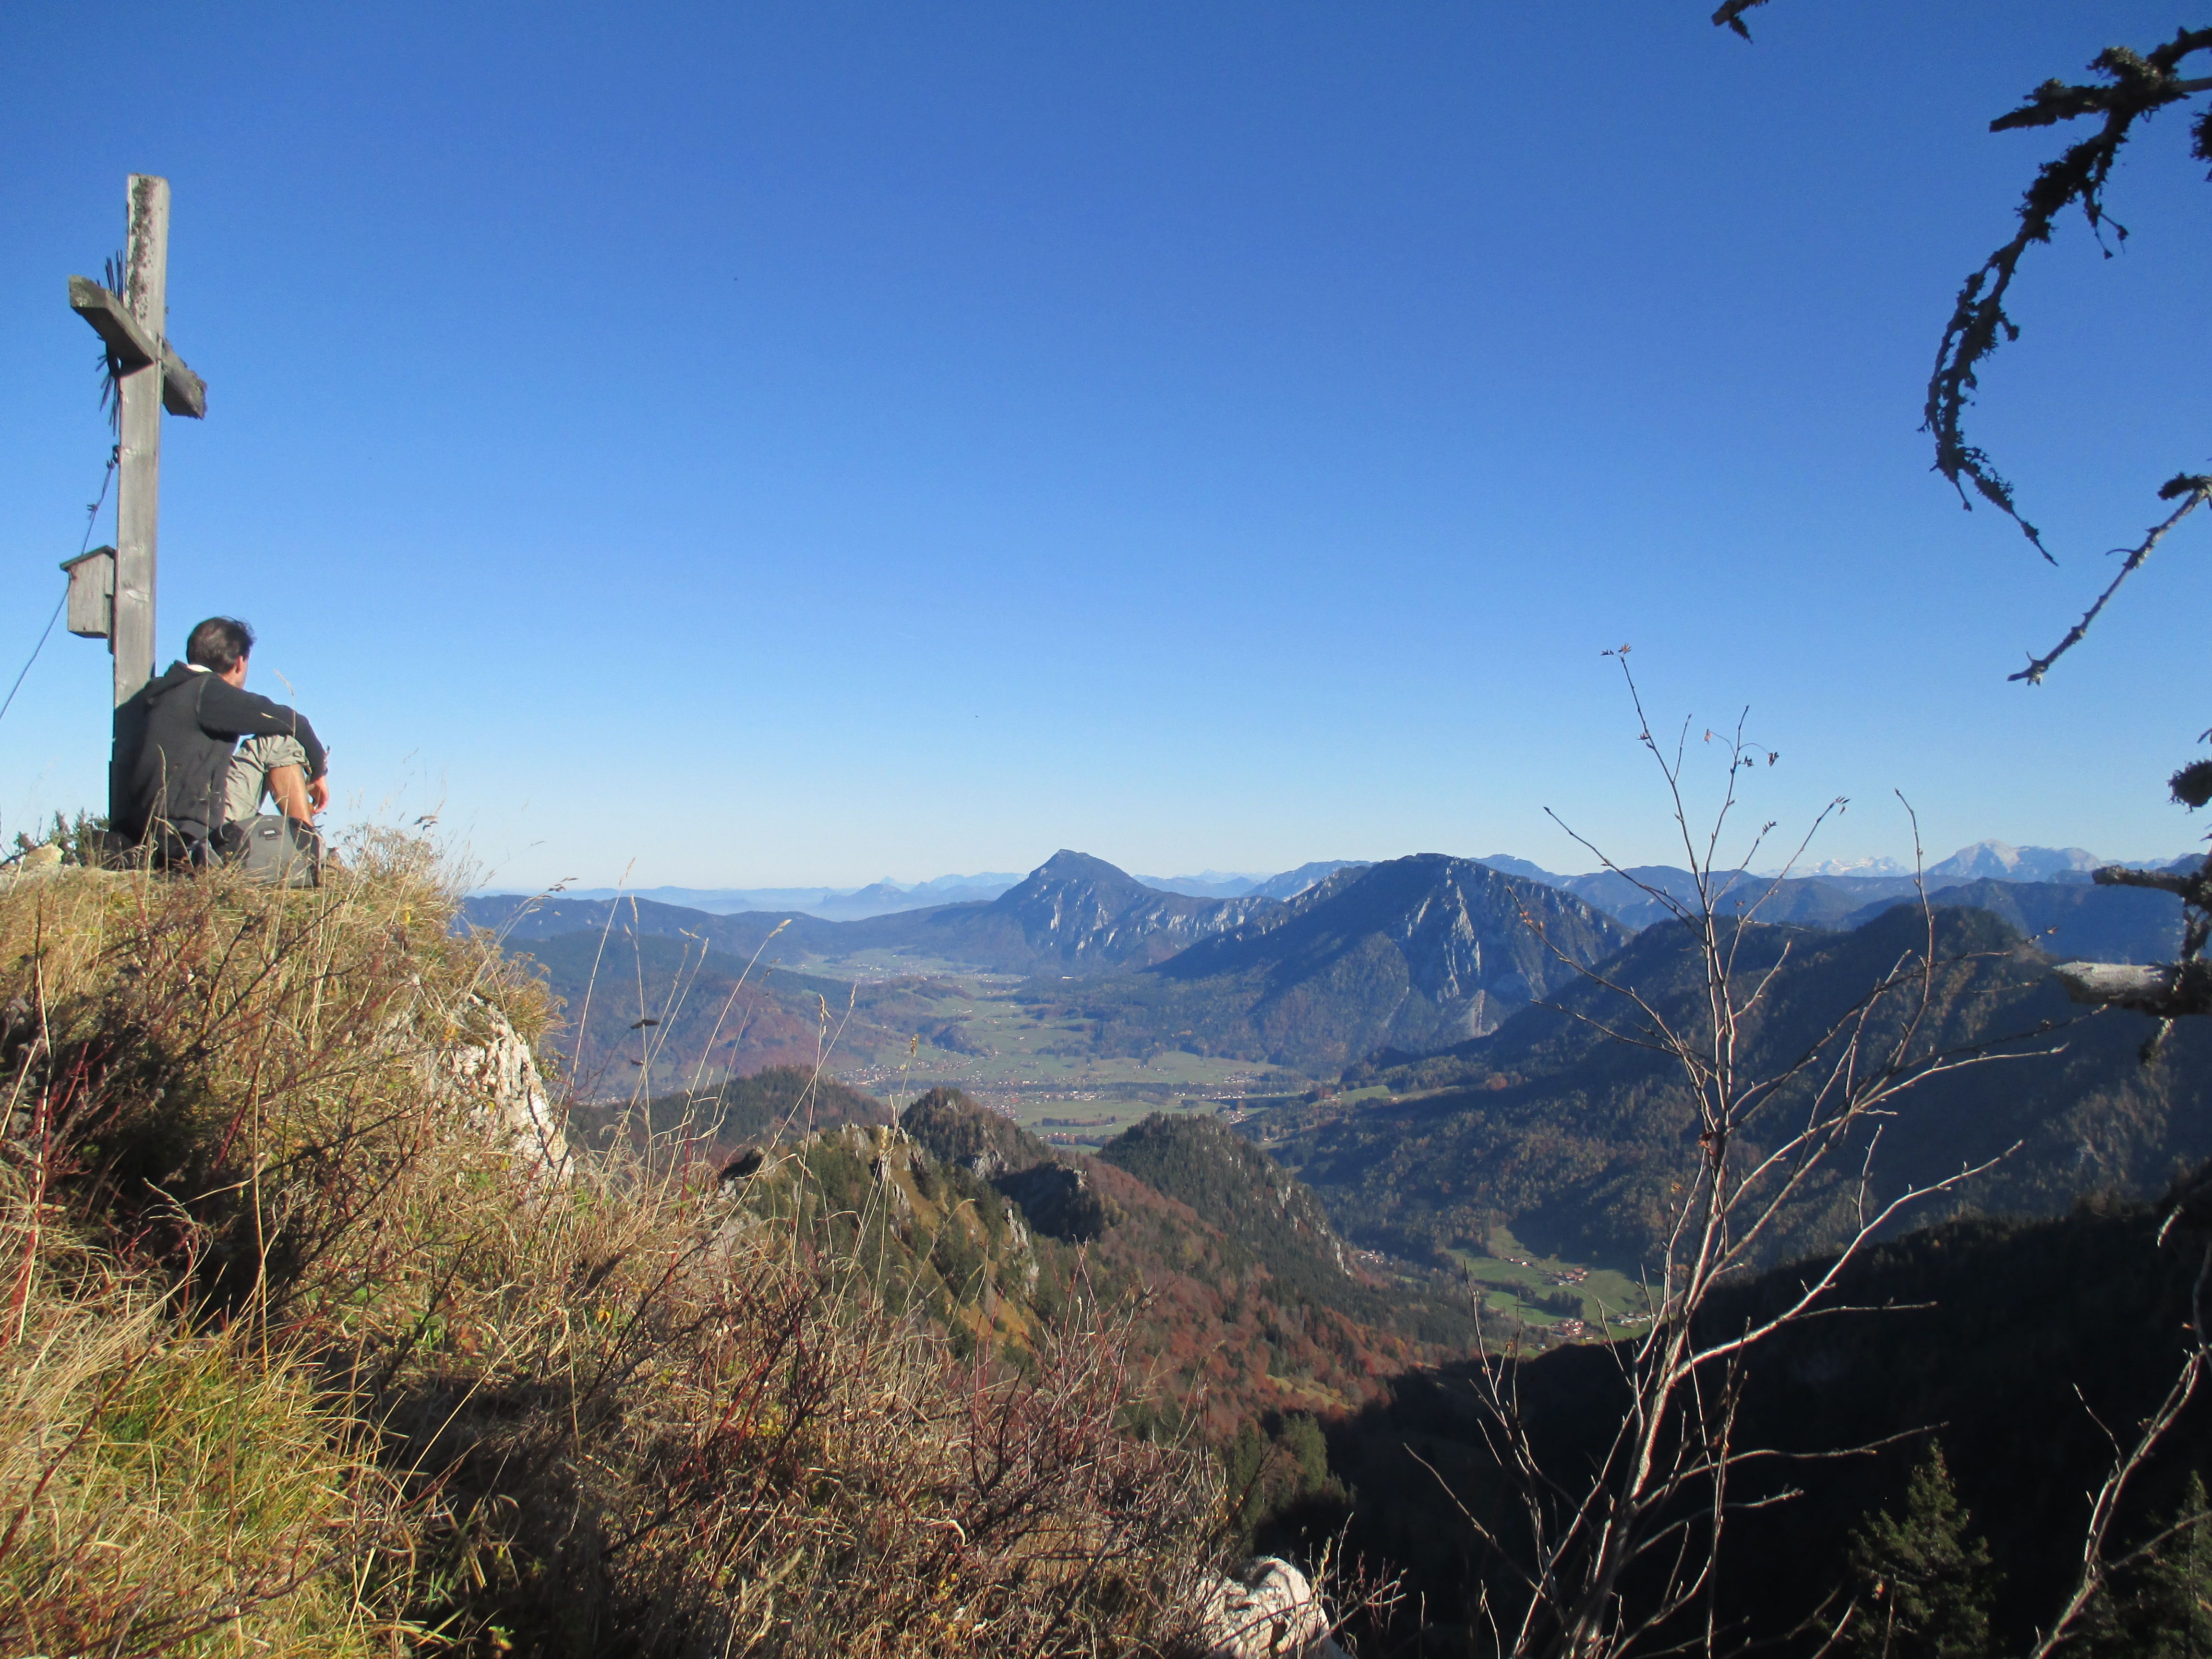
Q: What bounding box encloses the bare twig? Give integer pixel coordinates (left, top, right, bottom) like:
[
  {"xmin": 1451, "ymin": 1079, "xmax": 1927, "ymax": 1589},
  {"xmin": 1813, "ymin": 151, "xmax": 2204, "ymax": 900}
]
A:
[
  {"xmin": 2011, "ymin": 479, "xmax": 2212, "ymax": 684},
  {"xmin": 2026, "ymin": 1241, "xmax": 2212, "ymax": 1658}
]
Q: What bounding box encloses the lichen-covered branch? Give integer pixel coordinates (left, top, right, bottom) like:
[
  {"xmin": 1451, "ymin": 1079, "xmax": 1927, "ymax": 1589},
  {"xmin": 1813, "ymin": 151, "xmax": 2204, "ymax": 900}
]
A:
[
  {"xmin": 2094, "ymin": 858, "xmax": 2212, "ymax": 907},
  {"xmin": 1927, "ymin": 27, "xmax": 2212, "ymax": 557},
  {"xmin": 1710, "ymin": 7, "xmax": 2212, "ymax": 676}
]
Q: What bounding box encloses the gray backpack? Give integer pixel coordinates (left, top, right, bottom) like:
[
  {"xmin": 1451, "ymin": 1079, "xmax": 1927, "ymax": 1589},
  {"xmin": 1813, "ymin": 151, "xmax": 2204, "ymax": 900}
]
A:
[{"xmin": 232, "ymin": 813, "xmax": 322, "ymax": 888}]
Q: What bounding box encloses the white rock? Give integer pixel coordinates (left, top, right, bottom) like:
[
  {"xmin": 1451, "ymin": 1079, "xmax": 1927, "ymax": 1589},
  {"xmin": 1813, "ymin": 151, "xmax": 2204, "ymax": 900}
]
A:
[
  {"xmin": 436, "ymin": 998, "xmax": 570, "ymax": 1180},
  {"xmin": 1194, "ymin": 1556, "xmax": 1347, "ymax": 1659}
]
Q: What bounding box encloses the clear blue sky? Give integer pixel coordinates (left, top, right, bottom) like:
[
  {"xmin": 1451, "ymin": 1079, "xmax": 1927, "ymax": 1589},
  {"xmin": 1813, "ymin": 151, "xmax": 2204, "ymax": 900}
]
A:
[{"xmin": 3, "ymin": 2, "xmax": 2206, "ymax": 889}]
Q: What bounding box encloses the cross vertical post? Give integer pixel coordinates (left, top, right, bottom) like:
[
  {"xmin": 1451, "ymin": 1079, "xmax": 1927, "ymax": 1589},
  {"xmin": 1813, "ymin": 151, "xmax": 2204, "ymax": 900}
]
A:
[
  {"xmin": 112, "ymin": 174, "xmax": 168, "ymax": 718},
  {"xmin": 69, "ymin": 173, "xmax": 207, "ymax": 825}
]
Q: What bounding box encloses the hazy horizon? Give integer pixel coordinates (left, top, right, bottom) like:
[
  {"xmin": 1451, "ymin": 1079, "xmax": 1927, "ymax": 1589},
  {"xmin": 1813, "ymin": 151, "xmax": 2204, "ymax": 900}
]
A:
[{"xmin": 473, "ymin": 835, "xmax": 2205, "ymax": 899}]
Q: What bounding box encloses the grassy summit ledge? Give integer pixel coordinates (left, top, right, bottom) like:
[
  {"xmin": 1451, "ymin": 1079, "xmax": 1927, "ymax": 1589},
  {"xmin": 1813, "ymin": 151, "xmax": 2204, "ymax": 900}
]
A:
[{"xmin": 0, "ymin": 842, "xmax": 1219, "ymax": 1658}]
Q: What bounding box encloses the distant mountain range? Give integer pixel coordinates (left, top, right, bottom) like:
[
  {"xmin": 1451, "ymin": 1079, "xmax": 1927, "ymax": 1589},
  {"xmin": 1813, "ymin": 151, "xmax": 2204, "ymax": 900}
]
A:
[
  {"xmin": 1475, "ymin": 842, "xmax": 2199, "ymax": 932},
  {"xmin": 465, "ymin": 851, "xmax": 1346, "ymax": 1090},
  {"xmin": 465, "ymin": 842, "xmax": 2207, "ymax": 1089},
  {"xmin": 1922, "ymin": 840, "xmax": 2105, "ymax": 882},
  {"xmin": 468, "ymin": 850, "xmax": 1629, "ymax": 1075},
  {"xmin": 495, "ymin": 859, "xmax": 1371, "ymax": 920},
  {"xmin": 473, "ymin": 851, "xmax": 1328, "ymax": 980},
  {"xmin": 1134, "ymin": 861, "xmax": 1369, "ymax": 900},
  {"xmin": 531, "ymin": 872, "xmax": 1028, "ymax": 920},
  {"xmin": 1132, "ymin": 870, "xmax": 1269, "ymax": 897},
  {"xmin": 502, "ymin": 836, "xmax": 2194, "ymax": 929},
  {"xmin": 1787, "ymin": 842, "xmax": 2106, "ymax": 880},
  {"xmin": 1483, "ymin": 840, "xmax": 2191, "ymax": 896}
]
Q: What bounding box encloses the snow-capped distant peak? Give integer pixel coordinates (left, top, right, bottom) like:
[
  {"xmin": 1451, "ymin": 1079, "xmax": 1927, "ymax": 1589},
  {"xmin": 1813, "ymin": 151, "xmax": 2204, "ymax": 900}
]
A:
[
  {"xmin": 1923, "ymin": 841, "xmax": 2103, "ymax": 884},
  {"xmin": 1797, "ymin": 855, "xmax": 1914, "ymax": 879},
  {"xmin": 1751, "ymin": 842, "xmax": 2116, "ymax": 884}
]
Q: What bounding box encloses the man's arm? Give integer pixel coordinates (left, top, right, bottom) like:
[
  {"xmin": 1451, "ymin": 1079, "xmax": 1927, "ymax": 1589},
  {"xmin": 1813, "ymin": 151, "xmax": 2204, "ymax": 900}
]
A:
[{"xmin": 194, "ymin": 678, "xmax": 328, "ymax": 780}]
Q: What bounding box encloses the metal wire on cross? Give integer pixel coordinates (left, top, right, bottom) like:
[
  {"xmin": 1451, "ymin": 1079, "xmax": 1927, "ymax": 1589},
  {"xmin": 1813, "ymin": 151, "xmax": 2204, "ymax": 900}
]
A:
[{"xmin": 0, "ymin": 447, "xmax": 121, "ymax": 730}]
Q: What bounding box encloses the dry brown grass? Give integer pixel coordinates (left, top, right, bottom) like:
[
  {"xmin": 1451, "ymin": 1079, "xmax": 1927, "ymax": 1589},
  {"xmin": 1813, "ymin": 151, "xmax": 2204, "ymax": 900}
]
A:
[{"xmin": 0, "ymin": 841, "xmax": 1220, "ymax": 1657}]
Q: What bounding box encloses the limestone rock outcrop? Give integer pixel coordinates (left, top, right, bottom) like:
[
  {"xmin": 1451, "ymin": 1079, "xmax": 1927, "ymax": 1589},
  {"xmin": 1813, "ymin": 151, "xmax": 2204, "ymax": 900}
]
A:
[{"xmin": 1193, "ymin": 1557, "xmax": 1346, "ymax": 1659}]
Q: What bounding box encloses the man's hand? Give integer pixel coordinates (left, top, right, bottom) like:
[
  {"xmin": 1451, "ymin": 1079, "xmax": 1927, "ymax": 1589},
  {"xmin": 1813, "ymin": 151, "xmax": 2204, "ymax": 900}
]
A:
[{"xmin": 309, "ymin": 774, "xmax": 330, "ymax": 815}]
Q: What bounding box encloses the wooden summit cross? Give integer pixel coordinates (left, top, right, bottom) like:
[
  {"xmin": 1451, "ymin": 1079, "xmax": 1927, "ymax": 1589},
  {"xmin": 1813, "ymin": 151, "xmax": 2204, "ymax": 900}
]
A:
[{"xmin": 64, "ymin": 173, "xmax": 208, "ymax": 819}]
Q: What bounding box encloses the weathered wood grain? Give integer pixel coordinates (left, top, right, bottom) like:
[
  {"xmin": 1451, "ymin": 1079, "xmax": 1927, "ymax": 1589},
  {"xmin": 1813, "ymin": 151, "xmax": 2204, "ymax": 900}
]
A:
[
  {"xmin": 68, "ymin": 275, "xmax": 155, "ymax": 366},
  {"xmin": 111, "ymin": 173, "xmax": 168, "ymax": 719},
  {"xmin": 2053, "ymin": 958, "xmax": 2212, "ymax": 1017},
  {"xmin": 68, "ymin": 273, "xmax": 207, "ymax": 420},
  {"xmin": 70, "ymin": 275, "xmax": 206, "ymax": 419}
]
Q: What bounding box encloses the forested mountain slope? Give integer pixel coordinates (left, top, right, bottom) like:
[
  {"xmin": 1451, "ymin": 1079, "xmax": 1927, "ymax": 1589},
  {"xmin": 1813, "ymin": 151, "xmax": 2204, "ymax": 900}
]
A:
[
  {"xmin": 1278, "ymin": 907, "xmax": 2212, "ymax": 1267},
  {"xmin": 1844, "ymin": 876, "xmax": 2187, "ymax": 963},
  {"xmin": 762, "ymin": 1088, "xmax": 1481, "ymax": 1438},
  {"xmin": 1098, "ymin": 1114, "xmax": 1380, "ymax": 1325},
  {"xmin": 569, "ymin": 1065, "xmax": 895, "ymax": 1156},
  {"xmin": 1304, "ymin": 1203, "xmax": 2212, "ymax": 1657}
]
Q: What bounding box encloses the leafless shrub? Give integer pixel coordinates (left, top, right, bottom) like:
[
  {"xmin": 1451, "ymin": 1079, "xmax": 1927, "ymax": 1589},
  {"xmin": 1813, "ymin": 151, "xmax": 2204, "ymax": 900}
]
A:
[{"xmin": 1456, "ymin": 654, "xmax": 2048, "ymax": 1657}]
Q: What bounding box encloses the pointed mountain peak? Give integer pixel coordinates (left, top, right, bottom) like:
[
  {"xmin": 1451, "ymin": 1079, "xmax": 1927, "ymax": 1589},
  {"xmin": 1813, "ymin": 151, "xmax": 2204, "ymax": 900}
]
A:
[
  {"xmin": 1009, "ymin": 851, "xmax": 1160, "ymax": 902},
  {"xmin": 1034, "ymin": 849, "xmax": 1140, "ymax": 881},
  {"xmin": 988, "ymin": 852, "xmax": 1282, "ymax": 968}
]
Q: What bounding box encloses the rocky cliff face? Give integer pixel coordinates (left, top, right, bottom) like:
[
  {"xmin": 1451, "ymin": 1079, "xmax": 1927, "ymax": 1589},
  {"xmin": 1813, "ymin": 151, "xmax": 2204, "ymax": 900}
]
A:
[
  {"xmin": 1158, "ymin": 853, "xmax": 1629, "ymax": 1050},
  {"xmin": 899, "ymin": 1085, "xmax": 1122, "ymax": 1242}
]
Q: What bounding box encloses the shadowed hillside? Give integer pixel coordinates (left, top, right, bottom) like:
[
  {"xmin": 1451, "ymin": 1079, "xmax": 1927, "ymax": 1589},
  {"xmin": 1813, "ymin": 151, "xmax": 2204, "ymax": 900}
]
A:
[
  {"xmin": 1305, "ymin": 1203, "xmax": 2212, "ymax": 1657},
  {"xmin": 1557, "ymin": 865, "xmax": 1924, "ymax": 930},
  {"xmin": 1844, "ymin": 876, "xmax": 2187, "ymax": 963},
  {"xmin": 1279, "ymin": 906, "xmax": 2212, "ymax": 1268}
]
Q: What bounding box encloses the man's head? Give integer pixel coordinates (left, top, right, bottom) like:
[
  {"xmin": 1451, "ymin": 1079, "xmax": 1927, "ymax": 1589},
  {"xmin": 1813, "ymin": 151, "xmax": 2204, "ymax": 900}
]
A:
[{"xmin": 185, "ymin": 617, "xmax": 255, "ymax": 686}]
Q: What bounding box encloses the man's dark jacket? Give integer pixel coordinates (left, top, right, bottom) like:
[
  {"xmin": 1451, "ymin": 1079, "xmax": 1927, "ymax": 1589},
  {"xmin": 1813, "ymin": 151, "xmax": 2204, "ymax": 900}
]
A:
[{"xmin": 119, "ymin": 661, "xmax": 327, "ymax": 847}]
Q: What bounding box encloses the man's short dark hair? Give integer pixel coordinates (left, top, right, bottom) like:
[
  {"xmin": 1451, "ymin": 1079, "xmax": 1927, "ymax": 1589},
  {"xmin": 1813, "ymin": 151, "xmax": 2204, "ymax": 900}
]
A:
[{"xmin": 185, "ymin": 617, "xmax": 255, "ymax": 674}]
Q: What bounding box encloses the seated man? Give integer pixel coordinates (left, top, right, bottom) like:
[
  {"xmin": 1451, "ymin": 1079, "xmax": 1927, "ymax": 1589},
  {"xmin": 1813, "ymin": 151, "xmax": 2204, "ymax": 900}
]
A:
[{"xmin": 120, "ymin": 615, "xmax": 329, "ymax": 867}]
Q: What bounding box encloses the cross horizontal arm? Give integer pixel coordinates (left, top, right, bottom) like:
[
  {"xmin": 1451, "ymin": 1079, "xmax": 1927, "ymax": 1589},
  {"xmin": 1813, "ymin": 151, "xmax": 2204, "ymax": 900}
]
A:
[{"xmin": 67, "ymin": 275, "xmax": 206, "ymax": 418}]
